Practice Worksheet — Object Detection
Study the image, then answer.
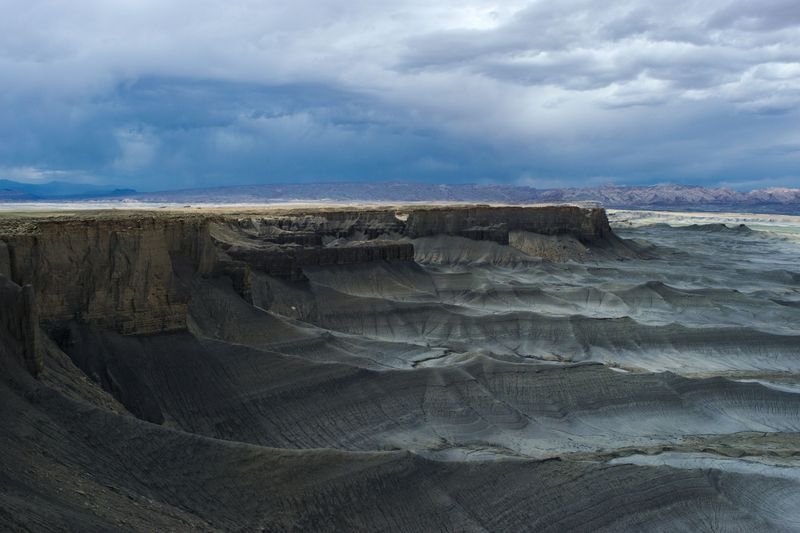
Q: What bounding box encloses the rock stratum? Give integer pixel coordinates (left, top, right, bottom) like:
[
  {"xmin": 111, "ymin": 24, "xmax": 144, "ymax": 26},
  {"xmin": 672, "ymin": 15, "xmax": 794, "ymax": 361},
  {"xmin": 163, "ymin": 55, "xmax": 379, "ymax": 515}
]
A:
[{"xmin": 1, "ymin": 205, "xmax": 799, "ymax": 532}]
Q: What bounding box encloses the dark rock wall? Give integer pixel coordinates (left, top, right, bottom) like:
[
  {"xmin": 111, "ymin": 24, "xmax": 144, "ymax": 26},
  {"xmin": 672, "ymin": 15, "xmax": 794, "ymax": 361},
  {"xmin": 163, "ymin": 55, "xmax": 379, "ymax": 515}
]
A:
[
  {"xmin": 223, "ymin": 241, "xmax": 415, "ymax": 281},
  {"xmin": 0, "ymin": 206, "xmax": 616, "ymax": 335},
  {"xmin": 404, "ymin": 206, "xmax": 612, "ymax": 243},
  {"xmin": 0, "ymin": 217, "xmax": 215, "ymax": 335},
  {"xmin": 0, "ymin": 275, "xmax": 42, "ymax": 376}
]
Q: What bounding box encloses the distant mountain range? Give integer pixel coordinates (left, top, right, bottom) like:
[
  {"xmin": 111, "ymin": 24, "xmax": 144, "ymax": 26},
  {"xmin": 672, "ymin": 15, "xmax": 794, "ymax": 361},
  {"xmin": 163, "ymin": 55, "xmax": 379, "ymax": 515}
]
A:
[
  {"xmin": 534, "ymin": 184, "xmax": 800, "ymax": 214},
  {"xmin": 1, "ymin": 179, "xmax": 798, "ymax": 214},
  {"xmin": 0, "ymin": 179, "xmax": 136, "ymax": 201}
]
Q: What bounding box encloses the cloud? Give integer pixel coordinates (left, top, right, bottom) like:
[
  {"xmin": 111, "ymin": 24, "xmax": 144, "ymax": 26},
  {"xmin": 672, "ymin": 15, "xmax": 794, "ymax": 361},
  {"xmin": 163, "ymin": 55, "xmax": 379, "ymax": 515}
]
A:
[
  {"xmin": 112, "ymin": 128, "xmax": 159, "ymax": 172},
  {"xmin": 398, "ymin": 1, "xmax": 800, "ymax": 106},
  {"xmin": 709, "ymin": 0, "xmax": 800, "ymax": 32},
  {"xmin": 0, "ymin": 0, "xmax": 798, "ymax": 190}
]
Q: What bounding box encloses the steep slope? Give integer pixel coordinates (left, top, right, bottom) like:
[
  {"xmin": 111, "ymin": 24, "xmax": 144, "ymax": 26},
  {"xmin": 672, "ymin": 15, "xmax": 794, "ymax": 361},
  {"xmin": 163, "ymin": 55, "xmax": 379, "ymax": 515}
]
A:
[{"xmin": 2, "ymin": 278, "xmax": 799, "ymax": 532}]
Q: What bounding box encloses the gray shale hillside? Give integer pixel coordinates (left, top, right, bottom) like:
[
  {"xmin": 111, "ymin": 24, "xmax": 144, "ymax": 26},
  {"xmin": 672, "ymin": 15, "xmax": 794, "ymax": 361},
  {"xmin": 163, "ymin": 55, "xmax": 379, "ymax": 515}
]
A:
[{"xmin": 1, "ymin": 205, "xmax": 799, "ymax": 531}]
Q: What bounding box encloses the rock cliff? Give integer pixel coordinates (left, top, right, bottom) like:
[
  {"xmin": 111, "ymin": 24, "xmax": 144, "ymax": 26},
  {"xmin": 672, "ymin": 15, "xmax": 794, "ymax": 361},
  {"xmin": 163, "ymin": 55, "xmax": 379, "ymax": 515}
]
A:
[
  {"xmin": 0, "ymin": 205, "xmax": 620, "ymax": 335},
  {"xmin": 0, "ymin": 275, "xmax": 42, "ymax": 376},
  {"xmin": 0, "ymin": 216, "xmax": 215, "ymax": 335},
  {"xmin": 403, "ymin": 205, "xmax": 613, "ymax": 243},
  {"xmin": 208, "ymin": 213, "xmax": 412, "ymax": 281}
]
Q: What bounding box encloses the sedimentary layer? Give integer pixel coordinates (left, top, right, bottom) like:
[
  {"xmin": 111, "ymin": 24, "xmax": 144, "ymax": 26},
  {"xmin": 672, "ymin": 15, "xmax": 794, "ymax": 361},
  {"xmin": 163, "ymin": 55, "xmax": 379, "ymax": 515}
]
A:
[
  {"xmin": 0, "ymin": 205, "xmax": 619, "ymax": 332},
  {"xmin": 0, "ymin": 216, "xmax": 215, "ymax": 334}
]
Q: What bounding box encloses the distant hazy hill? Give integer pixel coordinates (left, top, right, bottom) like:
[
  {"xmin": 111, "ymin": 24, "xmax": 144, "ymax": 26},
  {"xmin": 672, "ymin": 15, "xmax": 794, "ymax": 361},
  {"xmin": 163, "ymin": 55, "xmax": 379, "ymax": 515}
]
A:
[
  {"xmin": 133, "ymin": 182, "xmax": 800, "ymax": 214},
  {"xmin": 0, "ymin": 179, "xmax": 136, "ymax": 200},
  {"xmin": 1, "ymin": 179, "xmax": 798, "ymax": 214},
  {"xmin": 134, "ymin": 183, "xmax": 540, "ymax": 204},
  {"xmin": 535, "ymin": 184, "xmax": 800, "ymax": 213}
]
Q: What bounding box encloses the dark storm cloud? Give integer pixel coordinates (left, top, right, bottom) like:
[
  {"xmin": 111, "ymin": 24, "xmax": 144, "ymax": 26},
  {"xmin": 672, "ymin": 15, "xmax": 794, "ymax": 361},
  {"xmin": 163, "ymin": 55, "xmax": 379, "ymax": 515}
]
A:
[
  {"xmin": 398, "ymin": 1, "xmax": 798, "ymax": 95},
  {"xmin": 709, "ymin": 0, "xmax": 800, "ymax": 32},
  {"xmin": 0, "ymin": 0, "xmax": 798, "ymax": 189},
  {"xmin": 0, "ymin": 76, "xmax": 512, "ymax": 188}
]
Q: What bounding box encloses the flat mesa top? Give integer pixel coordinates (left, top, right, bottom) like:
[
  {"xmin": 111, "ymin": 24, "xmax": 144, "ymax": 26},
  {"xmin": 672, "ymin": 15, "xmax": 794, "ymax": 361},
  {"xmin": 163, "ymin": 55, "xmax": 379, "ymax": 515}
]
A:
[
  {"xmin": 0, "ymin": 202, "xmax": 592, "ymax": 220},
  {"xmin": 0, "ymin": 203, "xmax": 604, "ymax": 237}
]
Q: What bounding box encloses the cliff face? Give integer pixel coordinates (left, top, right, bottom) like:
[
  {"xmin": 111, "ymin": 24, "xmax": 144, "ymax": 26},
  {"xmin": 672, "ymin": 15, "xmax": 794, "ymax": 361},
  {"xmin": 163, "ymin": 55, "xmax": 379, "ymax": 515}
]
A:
[
  {"xmin": 210, "ymin": 215, "xmax": 413, "ymax": 281},
  {"xmin": 0, "ymin": 216, "xmax": 215, "ymax": 335},
  {"xmin": 212, "ymin": 205, "xmax": 612, "ymax": 274},
  {"xmin": 0, "ymin": 205, "xmax": 618, "ymax": 336},
  {"xmin": 404, "ymin": 206, "xmax": 613, "ymax": 243},
  {"xmin": 0, "ymin": 275, "xmax": 42, "ymax": 376},
  {"xmin": 221, "ymin": 241, "xmax": 415, "ymax": 281},
  {"xmin": 253, "ymin": 211, "xmax": 406, "ymax": 241}
]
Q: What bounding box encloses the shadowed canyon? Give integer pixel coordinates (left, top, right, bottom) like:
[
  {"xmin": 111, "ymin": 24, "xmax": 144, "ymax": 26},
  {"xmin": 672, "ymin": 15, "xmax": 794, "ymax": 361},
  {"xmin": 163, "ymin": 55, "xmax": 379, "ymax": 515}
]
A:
[{"xmin": 1, "ymin": 205, "xmax": 799, "ymax": 531}]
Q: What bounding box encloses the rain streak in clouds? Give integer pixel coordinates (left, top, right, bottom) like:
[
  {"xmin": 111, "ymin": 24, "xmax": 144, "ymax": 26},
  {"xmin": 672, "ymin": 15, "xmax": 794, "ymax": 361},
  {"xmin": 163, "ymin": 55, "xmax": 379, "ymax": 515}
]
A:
[{"xmin": 1, "ymin": 0, "xmax": 799, "ymax": 189}]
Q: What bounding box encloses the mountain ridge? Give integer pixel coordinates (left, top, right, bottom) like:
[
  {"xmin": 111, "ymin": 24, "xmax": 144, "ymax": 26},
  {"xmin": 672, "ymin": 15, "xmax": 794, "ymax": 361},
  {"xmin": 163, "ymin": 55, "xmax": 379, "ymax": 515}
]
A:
[
  {"xmin": 1, "ymin": 179, "xmax": 798, "ymax": 214},
  {"xmin": 0, "ymin": 179, "xmax": 136, "ymax": 200}
]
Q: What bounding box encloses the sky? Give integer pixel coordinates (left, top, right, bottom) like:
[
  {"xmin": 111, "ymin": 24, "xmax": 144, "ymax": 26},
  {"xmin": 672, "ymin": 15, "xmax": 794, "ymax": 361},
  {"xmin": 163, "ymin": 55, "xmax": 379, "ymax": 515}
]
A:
[{"xmin": 1, "ymin": 0, "xmax": 799, "ymax": 191}]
